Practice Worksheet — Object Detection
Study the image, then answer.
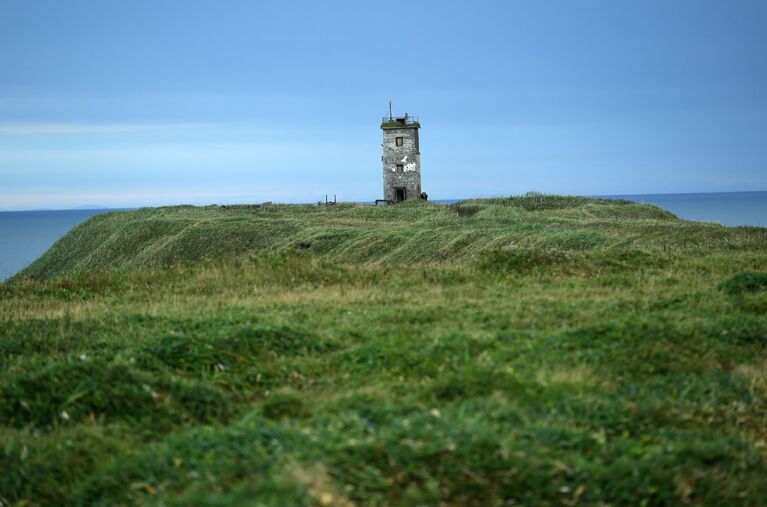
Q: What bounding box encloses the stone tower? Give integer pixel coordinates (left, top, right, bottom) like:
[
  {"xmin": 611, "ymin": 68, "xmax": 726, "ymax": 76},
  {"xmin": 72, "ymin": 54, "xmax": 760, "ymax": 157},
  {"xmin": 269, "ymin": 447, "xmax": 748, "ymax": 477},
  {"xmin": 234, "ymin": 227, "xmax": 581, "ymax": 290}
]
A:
[{"xmin": 381, "ymin": 113, "xmax": 421, "ymax": 203}]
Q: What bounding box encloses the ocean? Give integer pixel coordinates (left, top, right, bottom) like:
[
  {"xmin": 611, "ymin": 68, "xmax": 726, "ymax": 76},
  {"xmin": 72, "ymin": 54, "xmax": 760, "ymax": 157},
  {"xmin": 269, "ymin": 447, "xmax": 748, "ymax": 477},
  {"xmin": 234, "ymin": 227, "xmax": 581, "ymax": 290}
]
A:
[
  {"xmin": 603, "ymin": 191, "xmax": 767, "ymax": 229},
  {"xmin": 1, "ymin": 191, "xmax": 765, "ymax": 280},
  {"xmin": 0, "ymin": 209, "xmax": 124, "ymax": 280}
]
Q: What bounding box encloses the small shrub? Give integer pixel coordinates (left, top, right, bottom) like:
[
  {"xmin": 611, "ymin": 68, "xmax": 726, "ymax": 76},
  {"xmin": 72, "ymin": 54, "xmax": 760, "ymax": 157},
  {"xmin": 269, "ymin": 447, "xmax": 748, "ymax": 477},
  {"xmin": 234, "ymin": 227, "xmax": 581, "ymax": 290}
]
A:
[{"xmin": 719, "ymin": 271, "xmax": 767, "ymax": 296}]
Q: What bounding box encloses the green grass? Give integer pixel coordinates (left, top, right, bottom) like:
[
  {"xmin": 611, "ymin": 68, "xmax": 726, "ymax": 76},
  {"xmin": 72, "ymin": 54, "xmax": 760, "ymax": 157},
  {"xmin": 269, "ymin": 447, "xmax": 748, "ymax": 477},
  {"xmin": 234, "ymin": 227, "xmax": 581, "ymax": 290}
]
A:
[
  {"xmin": 1, "ymin": 195, "xmax": 766, "ymax": 505},
  {"xmin": 380, "ymin": 121, "xmax": 420, "ymax": 129}
]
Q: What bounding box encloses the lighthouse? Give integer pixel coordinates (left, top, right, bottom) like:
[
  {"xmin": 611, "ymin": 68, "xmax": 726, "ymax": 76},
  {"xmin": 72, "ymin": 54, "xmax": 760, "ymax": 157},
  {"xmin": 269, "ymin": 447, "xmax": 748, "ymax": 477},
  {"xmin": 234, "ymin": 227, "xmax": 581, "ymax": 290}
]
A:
[{"xmin": 381, "ymin": 110, "xmax": 421, "ymax": 203}]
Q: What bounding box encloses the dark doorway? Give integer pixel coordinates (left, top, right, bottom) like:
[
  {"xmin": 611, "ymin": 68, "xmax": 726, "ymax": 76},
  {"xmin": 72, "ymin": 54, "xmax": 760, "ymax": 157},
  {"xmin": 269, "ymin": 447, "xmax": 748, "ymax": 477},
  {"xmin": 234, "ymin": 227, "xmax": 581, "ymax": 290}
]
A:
[{"xmin": 395, "ymin": 188, "xmax": 406, "ymax": 203}]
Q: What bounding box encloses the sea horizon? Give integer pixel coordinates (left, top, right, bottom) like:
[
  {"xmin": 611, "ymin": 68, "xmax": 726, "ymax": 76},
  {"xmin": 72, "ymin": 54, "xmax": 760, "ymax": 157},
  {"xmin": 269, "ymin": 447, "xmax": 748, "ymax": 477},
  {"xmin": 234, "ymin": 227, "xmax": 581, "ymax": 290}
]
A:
[{"xmin": 2, "ymin": 189, "xmax": 766, "ymax": 213}]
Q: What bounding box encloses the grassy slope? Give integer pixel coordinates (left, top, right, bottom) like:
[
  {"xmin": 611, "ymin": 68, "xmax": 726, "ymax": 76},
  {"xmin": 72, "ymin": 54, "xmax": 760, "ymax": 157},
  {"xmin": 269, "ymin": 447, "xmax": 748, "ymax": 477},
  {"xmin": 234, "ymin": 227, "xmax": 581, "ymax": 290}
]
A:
[
  {"xmin": 19, "ymin": 196, "xmax": 684, "ymax": 279},
  {"xmin": 2, "ymin": 195, "xmax": 767, "ymax": 506}
]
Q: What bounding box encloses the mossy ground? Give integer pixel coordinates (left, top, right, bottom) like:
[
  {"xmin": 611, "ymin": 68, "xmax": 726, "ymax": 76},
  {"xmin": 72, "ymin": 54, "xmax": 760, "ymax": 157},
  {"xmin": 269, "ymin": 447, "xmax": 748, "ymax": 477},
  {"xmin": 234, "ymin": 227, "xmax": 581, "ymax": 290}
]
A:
[{"xmin": 2, "ymin": 195, "xmax": 766, "ymax": 505}]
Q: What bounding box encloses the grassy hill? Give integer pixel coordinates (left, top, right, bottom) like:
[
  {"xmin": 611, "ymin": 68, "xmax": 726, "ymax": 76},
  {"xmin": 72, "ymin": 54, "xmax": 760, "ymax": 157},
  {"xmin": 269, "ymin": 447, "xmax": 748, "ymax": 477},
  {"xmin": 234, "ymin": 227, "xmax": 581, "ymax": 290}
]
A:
[
  {"xmin": 2, "ymin": 195, "xmax": 767, "ymax": 505},
  {"xmin": 16, "ymin": 194, "xmax": 753, "ymax": 279}
]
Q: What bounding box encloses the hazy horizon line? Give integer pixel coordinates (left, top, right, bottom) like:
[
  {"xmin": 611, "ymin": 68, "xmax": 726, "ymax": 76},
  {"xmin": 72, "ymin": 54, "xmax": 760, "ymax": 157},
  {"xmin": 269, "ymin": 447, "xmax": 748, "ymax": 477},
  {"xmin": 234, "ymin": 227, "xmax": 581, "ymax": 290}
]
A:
[{"xmin": 2, "ymin": 189, "xmax": 766, "ymax": 213}]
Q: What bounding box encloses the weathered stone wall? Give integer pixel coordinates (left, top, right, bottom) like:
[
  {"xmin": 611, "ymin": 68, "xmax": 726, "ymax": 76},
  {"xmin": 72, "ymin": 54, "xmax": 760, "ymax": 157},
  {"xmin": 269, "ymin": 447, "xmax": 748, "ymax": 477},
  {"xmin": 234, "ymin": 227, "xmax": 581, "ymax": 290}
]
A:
[{"xmin": 382, "ymin": 126, "xmax": 421, "ymax": 202}]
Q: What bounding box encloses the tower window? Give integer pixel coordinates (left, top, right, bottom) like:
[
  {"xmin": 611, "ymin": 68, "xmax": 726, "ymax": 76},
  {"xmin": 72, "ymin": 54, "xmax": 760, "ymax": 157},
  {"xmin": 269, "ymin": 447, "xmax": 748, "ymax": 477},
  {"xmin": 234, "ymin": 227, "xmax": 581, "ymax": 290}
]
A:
[
  {"xmin": 396, "ymin": 164, "xmax": 404, "ymax": 172},
  {"xmin": 395, "ymin": 137, "xmax": 404, "ymax": 146}
]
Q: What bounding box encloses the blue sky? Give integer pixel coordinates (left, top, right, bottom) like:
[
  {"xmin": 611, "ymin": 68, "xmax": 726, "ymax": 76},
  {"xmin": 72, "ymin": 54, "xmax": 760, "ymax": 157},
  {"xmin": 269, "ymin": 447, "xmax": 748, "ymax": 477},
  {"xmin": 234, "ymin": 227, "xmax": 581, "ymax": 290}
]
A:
[{"xmin": 1, "ymin": 0, "xmax": 766, "ymax": 210}]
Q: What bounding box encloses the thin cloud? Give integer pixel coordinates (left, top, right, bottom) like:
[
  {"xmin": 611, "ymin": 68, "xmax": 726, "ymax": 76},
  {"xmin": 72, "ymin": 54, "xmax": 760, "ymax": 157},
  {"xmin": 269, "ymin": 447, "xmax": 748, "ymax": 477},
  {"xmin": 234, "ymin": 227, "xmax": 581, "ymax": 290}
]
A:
[{"xmin": 0, "ymin": 122, "xmax": 210, "ymax": 135}]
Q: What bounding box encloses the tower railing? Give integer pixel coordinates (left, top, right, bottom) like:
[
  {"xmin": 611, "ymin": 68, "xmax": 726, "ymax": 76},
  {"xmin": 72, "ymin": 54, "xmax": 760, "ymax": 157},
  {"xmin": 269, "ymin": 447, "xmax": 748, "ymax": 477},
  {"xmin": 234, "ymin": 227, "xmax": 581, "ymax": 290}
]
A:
[{"xmin": 381, "ymin": 116, "xmax": 419, "ymax": 126}]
